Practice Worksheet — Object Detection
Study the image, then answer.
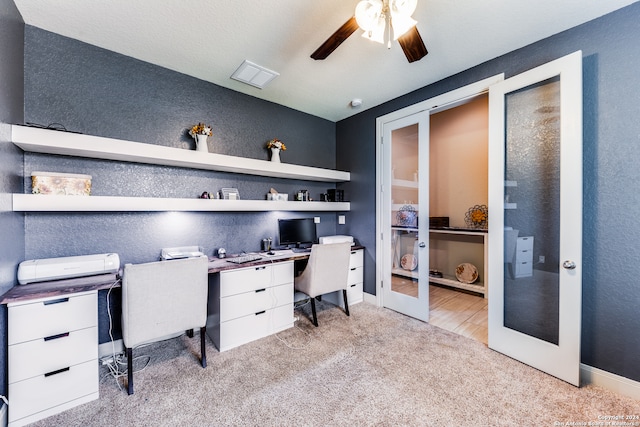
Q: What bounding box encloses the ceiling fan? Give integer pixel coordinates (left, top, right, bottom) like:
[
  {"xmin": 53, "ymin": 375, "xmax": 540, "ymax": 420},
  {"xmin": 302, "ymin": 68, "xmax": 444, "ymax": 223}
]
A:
[{"xmin": 311, "ymin": 0, "xmax": 428, "ymax": 63}]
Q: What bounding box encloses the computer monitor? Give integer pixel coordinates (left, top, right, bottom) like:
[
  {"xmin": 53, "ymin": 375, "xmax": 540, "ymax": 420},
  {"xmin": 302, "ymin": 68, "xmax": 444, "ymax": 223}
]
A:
[{"xmin": 278, "ymin": 218, "xmax": 317, "ymax": 248}]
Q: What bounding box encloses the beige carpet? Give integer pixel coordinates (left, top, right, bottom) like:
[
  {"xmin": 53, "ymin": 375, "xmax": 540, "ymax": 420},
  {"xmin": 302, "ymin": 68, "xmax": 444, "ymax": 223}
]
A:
[{"xmin": 31, "ymin": 301, "xmax": 639, "ymax": 426}]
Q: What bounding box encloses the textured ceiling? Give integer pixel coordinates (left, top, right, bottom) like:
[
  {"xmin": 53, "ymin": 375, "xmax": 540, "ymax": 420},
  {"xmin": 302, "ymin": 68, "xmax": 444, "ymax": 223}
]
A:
[{"xmin": 13, "ymin": 0, "xmax": 639, "ymax": 122}]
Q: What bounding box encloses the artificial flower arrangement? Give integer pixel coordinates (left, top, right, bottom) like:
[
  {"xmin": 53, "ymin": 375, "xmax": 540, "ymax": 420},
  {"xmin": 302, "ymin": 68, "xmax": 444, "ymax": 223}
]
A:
[
  {"xmin": 266, "ymin": 138, "xmax": 286, "ymax": 151},
  {"xmin": 189, "ymin": 123, "xmax": 212, "ymax": 138}
]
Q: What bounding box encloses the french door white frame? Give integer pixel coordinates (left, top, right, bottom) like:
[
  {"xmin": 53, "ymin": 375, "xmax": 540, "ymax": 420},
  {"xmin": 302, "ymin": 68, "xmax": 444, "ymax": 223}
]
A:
[
  {"xmin": 375, "ymin": 75, "xmax": 504, "ymax": 311},
  {"xmin": 487, "ymin": 51, "xmax": 583, "ymax": 386}
]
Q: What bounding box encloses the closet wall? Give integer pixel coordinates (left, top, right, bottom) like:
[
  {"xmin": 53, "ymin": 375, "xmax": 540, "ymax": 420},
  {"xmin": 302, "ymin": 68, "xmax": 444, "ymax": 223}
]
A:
[{"xmin": 429, "ymin": 96, "xmax": 488, "ymax": 285}]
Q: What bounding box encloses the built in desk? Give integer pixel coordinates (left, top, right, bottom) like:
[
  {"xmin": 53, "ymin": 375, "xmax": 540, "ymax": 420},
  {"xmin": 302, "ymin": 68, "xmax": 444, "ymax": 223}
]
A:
[
  {"xmin": 205, "ymin": 247, "xmax": 364, "ymax": 351},
  {"xmin": 0, "ymin": 246, "xmax": 364, "ymax": 425}
]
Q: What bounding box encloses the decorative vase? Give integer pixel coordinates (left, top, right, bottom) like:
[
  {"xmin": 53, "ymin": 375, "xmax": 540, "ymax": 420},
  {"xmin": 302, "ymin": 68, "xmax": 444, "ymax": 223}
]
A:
[
  {"xmin": 195, "ymin": 134, "xmax": 209, "ymax": 153},
  {"xmin": 270, "ymin": 147, "xmax": 281, "ymax": 163}
]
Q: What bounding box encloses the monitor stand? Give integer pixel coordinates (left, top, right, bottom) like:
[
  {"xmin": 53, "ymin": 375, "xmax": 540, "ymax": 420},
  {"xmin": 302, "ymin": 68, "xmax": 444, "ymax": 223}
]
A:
[
  {"xmin": 290, "ymin": 242, "xmax": 312, "ymax": 253},
  {"xmin": 291, "ymin": 247, "xmax": 311, "ymax": 253}
]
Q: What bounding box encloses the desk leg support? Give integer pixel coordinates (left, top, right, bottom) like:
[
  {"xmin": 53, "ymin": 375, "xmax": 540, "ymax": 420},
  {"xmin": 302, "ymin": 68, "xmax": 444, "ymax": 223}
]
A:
[
  {"xmin": 310, "ymin": 298, "xmax": 318, "ymax": 327},
  {"xmin": 200, "ymin": 326, "xmax": 207, "ymax": 368},
  {"xmin": 343, "ymin": 290, "xmax": 350, "ymax": 316},
  {"xmin": 126, "ymin": 347, "xmax": 134, "ymax": 395}
]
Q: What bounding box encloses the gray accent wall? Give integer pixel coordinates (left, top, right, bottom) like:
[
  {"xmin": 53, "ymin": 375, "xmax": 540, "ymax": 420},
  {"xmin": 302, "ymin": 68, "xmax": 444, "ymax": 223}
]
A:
[
  {"xmin": 338, "ymin": 3, "xmax": 640, "ymax": 381},
  {"xmin": 0, "ymin": 0, "xmax": 24, "ymax": 400},
  {"xmin": 22, "ymin": 27, "xmax": 340, "ymax": 343}
]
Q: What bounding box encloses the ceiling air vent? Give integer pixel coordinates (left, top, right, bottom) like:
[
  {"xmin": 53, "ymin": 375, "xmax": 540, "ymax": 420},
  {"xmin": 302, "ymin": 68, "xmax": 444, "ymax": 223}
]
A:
[{"xmin": 230, "ymin": 60, "xmax": 279, "ymax": 89}]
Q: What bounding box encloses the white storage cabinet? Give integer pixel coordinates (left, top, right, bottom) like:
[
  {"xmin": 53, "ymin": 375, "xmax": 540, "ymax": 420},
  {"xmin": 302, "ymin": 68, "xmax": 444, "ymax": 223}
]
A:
[
  {"xmin": 207, "ymin": 261, "xmax": 294, "ymax": 352},
  {"xmin": 8, "ymin": 291, "xmax": 99, "ymax": 427},
  {"xmin": 514, "ymin": 236, "xmax": 534, "ymax": 278},
  {"xmin": 323, "ymin": 248, "xmax": 364, "ymax": 308}
]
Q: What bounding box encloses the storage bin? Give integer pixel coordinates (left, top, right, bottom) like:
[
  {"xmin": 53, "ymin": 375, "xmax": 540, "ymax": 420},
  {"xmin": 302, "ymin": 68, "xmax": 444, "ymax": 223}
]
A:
[
  {"xmin": 267, "ymin": 193, "xmax": 288, "ymax": 201},
  {"xmin": 31, "ymin": 172, "xmax": 92, "ymax": 196}
]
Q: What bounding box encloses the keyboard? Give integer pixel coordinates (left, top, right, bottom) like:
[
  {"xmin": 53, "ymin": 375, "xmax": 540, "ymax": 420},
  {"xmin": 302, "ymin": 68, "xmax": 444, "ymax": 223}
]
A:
[
  {"xmin": 227, "ymin": 254, "xmax": 263, "ymax": 264},
  {"xmin": 291, "ymin": 247, "xmax": 311, "ymax": 253}
]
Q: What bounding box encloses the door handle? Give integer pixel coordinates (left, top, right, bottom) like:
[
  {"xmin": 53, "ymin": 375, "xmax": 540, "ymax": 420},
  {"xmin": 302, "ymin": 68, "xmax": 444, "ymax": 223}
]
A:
[
  {"xmin": 418, "ymin": 242, "xmax": 426, "ymax": 248},
  {"xmin": 562, "ymin": 260, "xmax": 576, "ymax": 270}
]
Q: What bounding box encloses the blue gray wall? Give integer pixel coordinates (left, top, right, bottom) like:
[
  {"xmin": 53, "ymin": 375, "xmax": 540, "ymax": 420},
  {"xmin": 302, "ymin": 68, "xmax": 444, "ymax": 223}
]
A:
[
  {"xmin": 0, "ymin": 0, "xmax": 24, "ymax": 399},
  {"xmin": 338, "ymin": 3, "xmax": 640, "ymax": 381},
  {"xmin": 22, "ymin": 26, "xmax": 346, "ymax": 342}
]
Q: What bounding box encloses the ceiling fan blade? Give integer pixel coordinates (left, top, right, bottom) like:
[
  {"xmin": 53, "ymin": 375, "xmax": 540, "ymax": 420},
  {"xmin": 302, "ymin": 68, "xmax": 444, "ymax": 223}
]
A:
[
  {"xmin": 397, "ymin": 26, "xmax": 428, "ymax": 63},
  {"xmin": 311, "ymin": 16, "xmax": 360, "ymax": 60}
]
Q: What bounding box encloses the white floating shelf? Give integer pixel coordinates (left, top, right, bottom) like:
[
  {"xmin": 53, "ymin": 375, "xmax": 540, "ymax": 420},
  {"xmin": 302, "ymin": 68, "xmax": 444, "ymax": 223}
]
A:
[
  {"xmin": 429, "ymin": 275, "xmax": 485, "ymax": 295},
  {"xmin": 12, "ymin": 125, "xmax": 350, "ymax": 183},
  {"xmin": 12, "ymin": 194, "xmax": 350, "ymax": 212},
  {"xmin": 390, "ymin": 268, "xmax": 484, "ymax": 294},
  {"xmin": 392, "ymin": 179, "xmax": 419, "ymax": 189},
  {"xmin": 429, "ymin": 228, "xmax": 487, "ymax": 236}
]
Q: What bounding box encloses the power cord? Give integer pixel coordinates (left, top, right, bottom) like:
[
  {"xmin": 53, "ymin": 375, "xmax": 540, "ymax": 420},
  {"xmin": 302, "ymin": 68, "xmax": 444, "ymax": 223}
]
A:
[
  {"xmin": 102, "ymin": 278, "xmax": 151, "ymax": 391},
  {"xmin": 274, "ymin": 298, "xmax": 313, "ymax": 349}
]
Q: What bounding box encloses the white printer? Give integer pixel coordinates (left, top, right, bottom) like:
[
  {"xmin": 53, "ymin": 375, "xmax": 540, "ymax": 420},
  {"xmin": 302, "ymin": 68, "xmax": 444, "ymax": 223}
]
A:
[
  {"xmin": 17, "ymin": 253, "xmax": 120, "ymax": 285},
  {"xmin": 318, "ymin": 235, "xmax": 354, "ymax": 245}
]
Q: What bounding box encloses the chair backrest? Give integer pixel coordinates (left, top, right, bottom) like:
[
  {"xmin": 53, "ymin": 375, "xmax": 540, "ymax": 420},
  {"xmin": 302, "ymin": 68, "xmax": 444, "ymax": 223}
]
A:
[
  {"xmin": 295, "ymin": 242, "xmax": 352, "ymax": 298},
  {"xmin": 122, "ymin": 256, "xmax": 208, "ymax": 349}
]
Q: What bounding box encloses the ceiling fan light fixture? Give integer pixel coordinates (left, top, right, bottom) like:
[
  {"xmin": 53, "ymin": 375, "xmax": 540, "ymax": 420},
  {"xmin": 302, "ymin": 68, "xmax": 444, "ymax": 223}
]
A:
[
  {"xmin": 390, "ymin": 13, "xmax": 417, "ymax": 40},
  {"xmin": 355, "ymin": 0, "xmax": 384, "ymax": 31},
  {"xmin": 361, "ymin": 16, "xmax": 386, "ymax": 44},
  {"xmin": 310, "ymin": 0, "xmax": 426, "ymax": 63},
  {"xmin": 356, "ymin": 0, "xmax": 419, "ymax": 44},
  {"xmin": 391, "ymin": 0, "xmax": 417, "ymax": 17}
]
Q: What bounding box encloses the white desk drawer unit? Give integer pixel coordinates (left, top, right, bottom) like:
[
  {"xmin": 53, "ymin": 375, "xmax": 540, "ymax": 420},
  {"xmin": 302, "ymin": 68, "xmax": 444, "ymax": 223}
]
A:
[
  {"xmin": 324, "ymin": 248, "xmax": 364, "ymax": 309},
  {"xmin": 8, "ymin": 291, "xmax": 99, "ymax": 427},
  {"xmin": 514, "ymin": 236, "xmax": 534, "ymax": 278},
  {"xmin": 208, "ymin": 261, "xmax": 294, "ymax": 352}
]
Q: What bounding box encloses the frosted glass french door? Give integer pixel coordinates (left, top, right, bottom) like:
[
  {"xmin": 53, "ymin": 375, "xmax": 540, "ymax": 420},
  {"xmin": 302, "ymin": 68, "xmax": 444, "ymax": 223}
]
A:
[
  {"xmin": 488, "ymin": 51, "xmax": 583, "ymax": 386},
  {"xmin": 381, "ymin": 112, "xmax": 429, "ymax": 321}
]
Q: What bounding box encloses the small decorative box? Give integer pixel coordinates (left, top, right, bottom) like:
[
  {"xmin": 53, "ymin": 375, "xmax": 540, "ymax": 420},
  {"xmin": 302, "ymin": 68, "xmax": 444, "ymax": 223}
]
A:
[
  {"xmin": 267, "ymin": 193, "xmax": 288, "ymax": 201},
  {"xmin": 31, "ymin": 171, "xmax": 92, "ymax": 196}
]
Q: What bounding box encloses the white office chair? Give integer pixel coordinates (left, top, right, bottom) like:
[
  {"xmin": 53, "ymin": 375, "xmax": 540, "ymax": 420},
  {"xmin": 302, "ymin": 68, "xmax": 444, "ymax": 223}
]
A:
[
  {"xmin": 121, "ymin": 256, "xmax": 209, "ymax": 395},
  {"xmin": 294, "ymin": 242, "xmax": 352, "ymax": 326}
]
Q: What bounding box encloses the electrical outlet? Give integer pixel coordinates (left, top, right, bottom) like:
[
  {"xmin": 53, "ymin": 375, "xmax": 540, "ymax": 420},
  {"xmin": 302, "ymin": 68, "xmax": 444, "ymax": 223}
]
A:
[
  {"xmin": 338, "ymin": 215, "xmax": 346, "ymax": 225},
  {"xmin": 539, "ymin": 255, "xmax": 545, "ymax": 263},
  {"xmin": 314, "ymin": 216, "xmax": 320, "ymax": 224}
]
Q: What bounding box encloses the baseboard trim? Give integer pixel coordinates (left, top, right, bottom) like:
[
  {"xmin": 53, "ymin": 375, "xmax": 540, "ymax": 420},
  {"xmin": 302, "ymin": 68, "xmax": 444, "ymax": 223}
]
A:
[
  {"xmin": 363, "ymin": 292, "xmax": 376, "ymax": 305},
  {"xmin": 1, "ymin": 401, "xmax": 7, "ymax": 427},
  {"xmin": 99, "ymin": 339, "xmax": 123, "ymax": 358},
  {"xmin": 581, "ymin": 364, "xmax": 640, "ymax": 400}
]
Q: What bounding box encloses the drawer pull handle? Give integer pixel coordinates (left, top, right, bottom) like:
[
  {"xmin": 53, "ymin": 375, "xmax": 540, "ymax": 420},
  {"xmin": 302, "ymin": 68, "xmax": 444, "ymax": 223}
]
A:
[
  {"xmin": 350, "ymin": 267, "xmax": 356, "ymax": 271},
  {"xmin": 255, "ymin": 288, "xmax": 266, "ymax": 293},
  {"xmin": 351, "ymin": 251, "xmax": 356, "ymax": 254},
  {"xmin": 255, "ymin": 266, "xmax": 266, "ymax": 271},
  {"xmin": 44, "ymin": 332, "xmax": 70, "ymax": 342},
  {"xmin": 350, "ymin": 284, "xmax": 356, "ymax": 288},
  {"xmin": 255, "ymin": 310, "xmax": 266, "ymax": 316},
  {"xmin": 43, "ymin": 297, "xmax": 69, "ymax": 306},
  {"xmin": 45, "ymin": 367, "xmax": 70, "ymax": 378}
]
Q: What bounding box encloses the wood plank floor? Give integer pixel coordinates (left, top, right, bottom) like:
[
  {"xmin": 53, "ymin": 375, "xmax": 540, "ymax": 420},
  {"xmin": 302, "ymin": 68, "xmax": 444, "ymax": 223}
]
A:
[{"xmin": 392, "ymin": 275, "xmax": 488, "ymax": 345}]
